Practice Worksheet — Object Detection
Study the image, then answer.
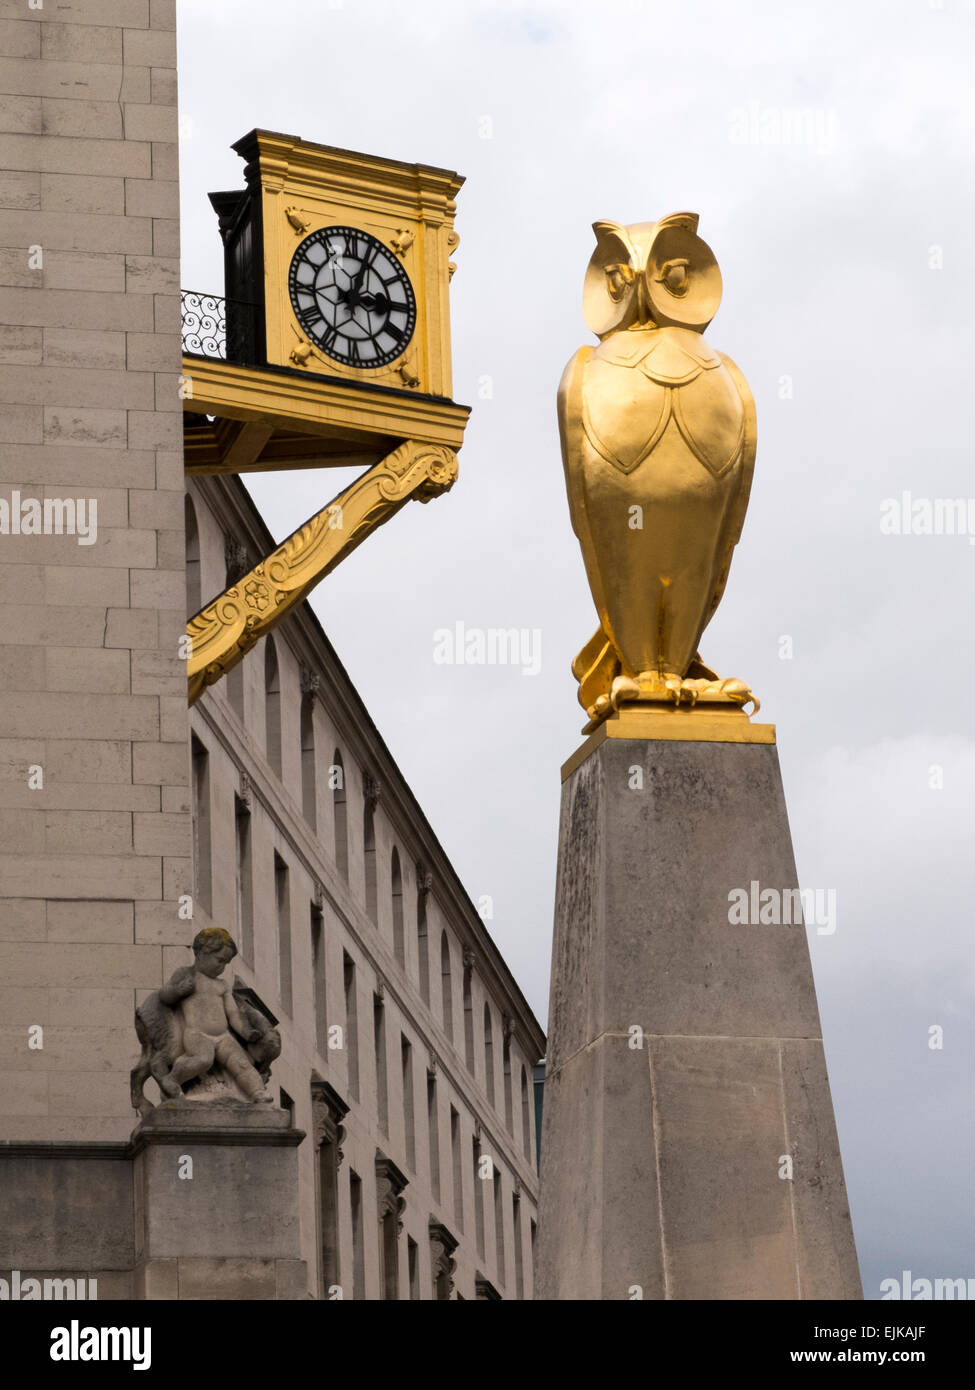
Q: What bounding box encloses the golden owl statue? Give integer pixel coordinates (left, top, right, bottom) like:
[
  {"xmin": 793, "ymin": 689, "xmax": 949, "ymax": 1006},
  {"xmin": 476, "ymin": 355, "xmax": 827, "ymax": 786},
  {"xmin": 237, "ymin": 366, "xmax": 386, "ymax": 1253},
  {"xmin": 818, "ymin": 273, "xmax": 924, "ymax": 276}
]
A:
[{"xmin": 559, "ymin": 212, "xmax": 758, "ymax": 730}]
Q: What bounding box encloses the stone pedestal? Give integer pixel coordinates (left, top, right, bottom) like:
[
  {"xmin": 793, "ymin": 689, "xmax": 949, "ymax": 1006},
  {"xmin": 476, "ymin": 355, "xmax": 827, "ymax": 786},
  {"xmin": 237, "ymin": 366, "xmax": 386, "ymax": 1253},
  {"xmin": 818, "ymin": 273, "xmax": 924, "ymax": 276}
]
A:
[
  {"xmin": 535, "ymin": 725, "xmax": 861, "ymax": 1300},
  {"xmin": 131, "ymin": 1103, "xmax": 308, "ymax": 1299}
]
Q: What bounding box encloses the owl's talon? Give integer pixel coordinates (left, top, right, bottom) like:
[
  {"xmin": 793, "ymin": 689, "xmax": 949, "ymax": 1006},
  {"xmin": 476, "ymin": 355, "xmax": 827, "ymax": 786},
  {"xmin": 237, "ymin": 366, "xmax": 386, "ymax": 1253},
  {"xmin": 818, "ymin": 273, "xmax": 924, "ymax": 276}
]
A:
[{"xmin": 609, "ymin": 675, "xmax": 641, "ymax": 710}]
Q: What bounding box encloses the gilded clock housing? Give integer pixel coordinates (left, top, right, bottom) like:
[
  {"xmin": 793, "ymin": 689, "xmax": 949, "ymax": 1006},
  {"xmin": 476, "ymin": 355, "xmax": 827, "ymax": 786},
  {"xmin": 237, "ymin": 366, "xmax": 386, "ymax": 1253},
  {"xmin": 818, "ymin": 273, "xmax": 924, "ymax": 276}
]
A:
[
  {"xmin": 209, "ymin": 129, "xmax": 462, "ymax": 400},
  {"xmin": 183, "ymin": 130, "xmax": 469, "ymax": 480}
]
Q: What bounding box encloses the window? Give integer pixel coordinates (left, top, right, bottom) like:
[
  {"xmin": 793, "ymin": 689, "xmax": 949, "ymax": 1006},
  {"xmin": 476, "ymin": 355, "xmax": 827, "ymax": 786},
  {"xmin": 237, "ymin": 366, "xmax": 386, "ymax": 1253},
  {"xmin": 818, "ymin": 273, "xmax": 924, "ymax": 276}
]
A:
[
  {"xmin": 401, "ymin": 1035, "xmax": 415, "ymax": 1171},
  {"xmin": 311, "ymin": 902, "xmax": 326, "ymax": 1054},
  {"xmin": 463, "ymin": 960, "xmax": 475, "ymax": 1073},
  {"xmin": 380, "ymin": 1203, "xmax": 398, "ymax": 1301},
  {"xmin": 184, "ymin": 494, "xmax": 201, "ymax": 617},
  {"xmin": 473, "ymin": 1136, "xmax": 485, "ymax": 1258},
  {"xmin": 227, "ymin": 657, "xmax": 244, "ymax": 719},
  {"xmin": 343, "ymin": 952, "xmax": 359, "ymax": 1101},
  {"xmin": 234, "ymin": 794, "xmax": 253, "ymax": 965},
  {"xmin": 331, "ymin": 750, "xmax": 348, "ymax": 880},
  {"xmin": 427, "ymin": 1071, "xmax": 440, "ymax": 1203},
  {"xmin": 374, "ymin": 994, "xmax": 387, "ymax": 1134},
  {"xmin": 493, "ymin": 1168, "xmax": 505, "ymax": 1286},
  {"xmin": 300, "ymin": 695, "xmax": 316, "ymax": 828},
  {"xmin": 440, "ymin": 933, "xmax": 453, "ymax": 1042},
  {"xmin": 521, "ymin": 1066, "xmax": 531, "ymax": 1162},
  {"xmin": 450, "ymin": 1105, "xmax": 463, "ymax": 1231},
  {"xmin": 318, "ymin": 1131, "xmax": 340, "ymax": 1297},
  {"xmin": 416, "ymin": 878, "xmax": 429, "ymax": 1004},
  {"xmin": 363, "ymin": 793, "xmax": 377, "ymax": 924},
  {"xmin": 502, "ymin": 1033, "xmax": 513, "ymax": 1134},
  {"xmin": 350, "ymin": 1171, "xmax": 365, "ymax": 1300},
  {"xmin": 376, "ymin": 1157, "xmax": 405, "ymax": 1302},
  {"xmin": 275, "ymin": 853, "xmax": 291, "ymax": 1015},
  {"xmin": 407, "ymin": 1237, "xmax": 419, "ymax": 1301},
  {"xmin": 483, "ymin": 1005, "xmax": 495, "ymax": 1107},
  {"xmin": 190, "ymin": 735, "xmax": 211, "ymax": 916},
  {"xmin": 391, "ymin": 848, "xmax": 404, "ymax": 968},
  {"xmin": 264, "ymin": 638, "xmax": 281, "ymax": 777},
  {"xmin": 512, "ymin": 1193, "xmax": 524, "ymax": 1299}
]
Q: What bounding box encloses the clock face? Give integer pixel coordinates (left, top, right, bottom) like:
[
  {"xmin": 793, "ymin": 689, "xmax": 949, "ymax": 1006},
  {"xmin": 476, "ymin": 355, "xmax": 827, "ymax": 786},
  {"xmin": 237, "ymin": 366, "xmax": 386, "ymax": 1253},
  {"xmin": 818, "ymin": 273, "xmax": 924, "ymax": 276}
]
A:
[{"xmin": 288, "ymin": 225, "xmax": 417, "ymax": 368}]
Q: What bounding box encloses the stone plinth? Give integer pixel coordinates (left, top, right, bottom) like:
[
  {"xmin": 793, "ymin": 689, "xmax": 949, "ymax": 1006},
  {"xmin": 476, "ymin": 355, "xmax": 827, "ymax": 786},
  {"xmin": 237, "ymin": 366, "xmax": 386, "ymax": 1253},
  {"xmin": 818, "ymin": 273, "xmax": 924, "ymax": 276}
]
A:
[
  {"xmin": 131, "ymin": 1103, "xmax": 308, "ymax": 1299},
  {"xmin": 535, "ymin": 732, "xmax": 861, "ymax": 1300}
]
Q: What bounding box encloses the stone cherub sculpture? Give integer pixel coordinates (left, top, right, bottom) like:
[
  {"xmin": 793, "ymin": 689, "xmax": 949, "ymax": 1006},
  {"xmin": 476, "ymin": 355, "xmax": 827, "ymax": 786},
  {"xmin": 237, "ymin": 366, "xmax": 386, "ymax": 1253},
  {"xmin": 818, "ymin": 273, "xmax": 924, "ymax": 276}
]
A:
[{"xmin": 131, "ymin": 926, "xmax": 280, "ymax": 1117}]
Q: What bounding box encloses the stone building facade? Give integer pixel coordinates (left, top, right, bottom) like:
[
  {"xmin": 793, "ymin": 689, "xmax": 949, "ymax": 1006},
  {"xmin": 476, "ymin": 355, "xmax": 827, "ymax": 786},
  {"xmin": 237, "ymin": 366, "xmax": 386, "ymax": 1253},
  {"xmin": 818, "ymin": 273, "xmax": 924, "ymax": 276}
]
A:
[
  {"xmin": 186, "ymin": 474, "xmax": 543, "ymax": 1300},
  {"xmin": 0, "ymin": 0, "xmax": 543, "ymax": 1299}
]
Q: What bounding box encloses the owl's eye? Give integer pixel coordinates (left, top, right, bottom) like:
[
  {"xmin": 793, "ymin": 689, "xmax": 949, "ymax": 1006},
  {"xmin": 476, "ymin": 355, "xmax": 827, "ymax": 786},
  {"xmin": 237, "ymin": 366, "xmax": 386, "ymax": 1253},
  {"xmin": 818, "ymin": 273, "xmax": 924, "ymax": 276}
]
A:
[
  {"xmin": 656, "ymin": 258, "xmax": 690, "ymax": 297},
  {"xmin": 604, "ymin": 263, "xmax": 635, "ymax": 301}
]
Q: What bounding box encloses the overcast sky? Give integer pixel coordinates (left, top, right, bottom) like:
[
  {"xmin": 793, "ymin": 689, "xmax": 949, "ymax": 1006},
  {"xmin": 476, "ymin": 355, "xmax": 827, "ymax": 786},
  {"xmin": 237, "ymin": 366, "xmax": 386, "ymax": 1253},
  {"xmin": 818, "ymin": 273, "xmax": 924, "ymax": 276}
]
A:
[{"xmin": 176, "ymin": 0, "xmax": 975, "ymax": 1299}]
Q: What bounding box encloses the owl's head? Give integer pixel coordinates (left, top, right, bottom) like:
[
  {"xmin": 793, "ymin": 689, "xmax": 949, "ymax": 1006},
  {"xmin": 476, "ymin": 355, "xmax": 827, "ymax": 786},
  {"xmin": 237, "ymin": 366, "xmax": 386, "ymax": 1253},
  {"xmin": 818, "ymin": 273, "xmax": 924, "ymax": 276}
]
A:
[{"xmin": 582, "ymin": 212, "xmax": 722, "ymax": 338}]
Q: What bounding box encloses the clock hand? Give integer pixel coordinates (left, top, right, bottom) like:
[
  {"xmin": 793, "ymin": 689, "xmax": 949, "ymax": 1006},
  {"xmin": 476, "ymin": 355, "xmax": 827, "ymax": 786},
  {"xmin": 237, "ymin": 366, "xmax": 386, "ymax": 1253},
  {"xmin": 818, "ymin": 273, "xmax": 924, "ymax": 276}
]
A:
[{"xmin": 355, "ymin": 291, "xmax": 389, "ymax": 314}]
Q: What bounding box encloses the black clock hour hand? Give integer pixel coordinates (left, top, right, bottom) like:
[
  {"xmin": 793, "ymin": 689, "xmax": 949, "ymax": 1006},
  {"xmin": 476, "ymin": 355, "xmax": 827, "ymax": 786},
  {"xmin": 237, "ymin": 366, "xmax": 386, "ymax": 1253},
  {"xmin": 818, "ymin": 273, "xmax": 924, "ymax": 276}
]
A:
[{"xmin": 355, "ymin": 291, "xmax": 388, "ymax": 314}]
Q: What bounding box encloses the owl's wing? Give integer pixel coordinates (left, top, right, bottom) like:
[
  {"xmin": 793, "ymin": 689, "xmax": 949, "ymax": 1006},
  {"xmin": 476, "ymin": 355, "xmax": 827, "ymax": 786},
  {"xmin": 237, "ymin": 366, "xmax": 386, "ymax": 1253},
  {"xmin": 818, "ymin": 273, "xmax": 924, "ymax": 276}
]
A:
[
  {"xmin": 557, "ymin": 344, "xmax": 594, "ymax": 545},
  {"xmin": 559, "ymin": 344, "xmax": 622, "ymax": 710},
  {"xmin": 701, "ymin": 350, "xmax": 757, "ymax": 628}
]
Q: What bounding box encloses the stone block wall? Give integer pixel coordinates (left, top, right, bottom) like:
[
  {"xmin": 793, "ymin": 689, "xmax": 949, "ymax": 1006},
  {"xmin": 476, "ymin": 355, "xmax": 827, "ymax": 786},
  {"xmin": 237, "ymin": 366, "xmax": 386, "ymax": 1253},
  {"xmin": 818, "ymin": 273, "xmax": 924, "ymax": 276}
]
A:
[{"xmin": 0, "ymin": 0, "xmax": 189, "ymax": 1144}]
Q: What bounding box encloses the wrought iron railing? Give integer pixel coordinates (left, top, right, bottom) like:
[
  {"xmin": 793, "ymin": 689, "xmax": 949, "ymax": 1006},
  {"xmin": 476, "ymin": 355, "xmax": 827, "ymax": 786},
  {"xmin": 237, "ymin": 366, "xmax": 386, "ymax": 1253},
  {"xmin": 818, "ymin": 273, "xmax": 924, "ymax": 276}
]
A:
[
  {"xmin": 181, "ymin": 290, "xmax": 261, "ymax": 364},
  {"xmin": 181, "ymin": 290, "xmax": 226, "ymax": 358}
]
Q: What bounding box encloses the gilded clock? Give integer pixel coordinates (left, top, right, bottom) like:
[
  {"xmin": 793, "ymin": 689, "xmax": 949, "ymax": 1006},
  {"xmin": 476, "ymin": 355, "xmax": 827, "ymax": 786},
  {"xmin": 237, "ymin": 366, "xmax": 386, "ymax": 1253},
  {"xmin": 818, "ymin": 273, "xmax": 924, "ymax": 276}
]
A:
[{"xmin": 288, "ymin": 225, "xmax": 417, "ymax": 369}]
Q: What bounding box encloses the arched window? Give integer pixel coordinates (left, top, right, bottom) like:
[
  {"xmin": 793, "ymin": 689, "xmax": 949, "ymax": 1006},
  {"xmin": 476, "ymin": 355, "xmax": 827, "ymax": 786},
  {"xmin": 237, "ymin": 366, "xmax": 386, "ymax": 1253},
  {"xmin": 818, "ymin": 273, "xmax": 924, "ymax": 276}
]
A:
[
  {"xmin": 300, "ymin": 694, "xmax": 316, "ymax": 828},
  {"xmin": 363, "ymin": 790, "xmax": 377, "ymax": 924},
  {"xmin": 440, "ymin": 932, "xmax": 453, "ymax": 1042},
  {"xmin": 184, "ymin": 494, "xmax": 201, "ymax": 617},
  {"xmin": 521, "ymin": 1065, "xmax": 531, "ymax": 1162},
  {"xmin": 463, "ymin": 959, "xmax": 475, "ymax": 1074},
  {"xmin": 391, "ymin": 847, "xmax": 404, "ymax": 968},
  {"xmin": 483, "ymin": 1005, "xmax": 495, "ymax": 1108},
  {"xmin": 227, "ymin": 655, "xmax": 244, "ymax": 719},
  {"xmin": 417, "ymin": 876, "xmax": 429, "ymax": 1004},
  {"xmin": 331, "ymin": 750, "xmax": 348, "ymax": 880},
  {"xmin": 502, "ymin": 1033, "xmax": 513, "ymax": 1134},
  {"xmin": 264, "ymin": 638, "xmax": 281, "ymax": 777}
]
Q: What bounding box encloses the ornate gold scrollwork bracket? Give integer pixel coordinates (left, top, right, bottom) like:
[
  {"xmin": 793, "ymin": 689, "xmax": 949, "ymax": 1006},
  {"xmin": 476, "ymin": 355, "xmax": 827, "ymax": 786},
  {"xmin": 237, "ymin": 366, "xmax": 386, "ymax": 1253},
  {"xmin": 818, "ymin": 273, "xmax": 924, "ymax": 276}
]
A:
[{"xmin": 186, "ymin": 440, "xmax": 458, "ymax": 705}]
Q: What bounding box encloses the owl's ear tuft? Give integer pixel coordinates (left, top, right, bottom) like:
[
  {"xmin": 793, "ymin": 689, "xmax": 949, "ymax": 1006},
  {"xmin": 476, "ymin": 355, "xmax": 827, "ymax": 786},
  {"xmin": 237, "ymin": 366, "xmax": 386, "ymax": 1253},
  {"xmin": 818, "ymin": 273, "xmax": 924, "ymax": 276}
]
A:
[
  {"xmin": 592, "ymin": 219, "xmax": 627, "ymax": 241},
  {"xmin": 656, "ymin": 211, "xmax": 700, "ymax": 235}
]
